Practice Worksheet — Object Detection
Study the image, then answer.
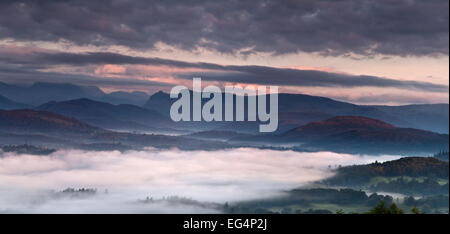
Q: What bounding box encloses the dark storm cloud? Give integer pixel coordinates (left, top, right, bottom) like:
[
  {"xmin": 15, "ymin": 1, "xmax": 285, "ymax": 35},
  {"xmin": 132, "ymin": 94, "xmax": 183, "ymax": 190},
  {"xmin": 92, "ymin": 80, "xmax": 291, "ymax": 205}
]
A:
[
  {"xmin": 1, "ymin": 51, "xmax": 447, "ymax": 92},
  {"xmin": 178, "ymin": 68, "xmax": 449, "ymax": 93},
  {"xmin": 0, "ymin": 0, "xmax": 447, "ymax": 56},
  {"xmin": 0, "ymin": 63, "xmax": 169, "ymax": 88}
]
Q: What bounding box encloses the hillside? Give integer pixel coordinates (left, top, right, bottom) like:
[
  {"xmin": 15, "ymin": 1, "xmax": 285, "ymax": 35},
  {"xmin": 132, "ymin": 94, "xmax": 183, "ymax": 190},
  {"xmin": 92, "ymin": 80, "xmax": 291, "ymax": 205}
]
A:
[
  {"xmin": 323, "ymin": 157, "xmax": 449, "ymax": 195},
  {"xmin": 0, "ymin": 109, "xmax": 229, "ymax": 151},
  {"xmin": 0, "ymin": 95, "xmax": 31, "ymax": 110},
  {"xmin": 284, "ymin": 116, "xmax": 396, "ymax": 139},
  {"xmin": 330, "ymin": 157, "xmax": 448, "ymax": 181},
  {"xmin": 0, "ymin": 109, "xmax": 102, "ymax": 135},
  {"xmin": 231, "ymin": 116, "xmax": 449, "ymax": 154},
  {"xmin": 37, "ymin": 98, "xmax": 170, "ymax": 131}
]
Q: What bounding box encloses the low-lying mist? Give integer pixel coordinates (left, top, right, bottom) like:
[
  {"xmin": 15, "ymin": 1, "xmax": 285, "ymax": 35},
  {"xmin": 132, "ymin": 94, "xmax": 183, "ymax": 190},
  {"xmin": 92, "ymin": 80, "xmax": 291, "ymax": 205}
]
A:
[{"xmin": 0, "ymin": 148, "xmax": 401, "ymax": 213}]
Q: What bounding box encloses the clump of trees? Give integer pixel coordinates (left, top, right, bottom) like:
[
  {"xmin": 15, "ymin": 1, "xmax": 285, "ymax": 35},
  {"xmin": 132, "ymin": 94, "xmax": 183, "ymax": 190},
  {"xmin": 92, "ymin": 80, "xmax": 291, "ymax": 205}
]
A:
[
  {"xmin": 325, "ymin": 157, "xmax": 449, "ymax": 187},
  {"xmin": 367, "ymin": 201, "xmax": 404, "ymax": 214},
  {"xmin": 403, "ymin": 195, "xmax": 449, "ymax": 213},
  {"xmin": 371, "ymin": 177, "xmax": 449, "ymax": 195},
  {"xmin": 224, "ymin": 188, "xmax": 395, "ymax": 214},
  {"xmin": 52, "ymin": 187, "xmax": 97, "ymax": 199},
  {"xmin": 0, "ymin": 144, "xmax": 56, "ymax": 155}
]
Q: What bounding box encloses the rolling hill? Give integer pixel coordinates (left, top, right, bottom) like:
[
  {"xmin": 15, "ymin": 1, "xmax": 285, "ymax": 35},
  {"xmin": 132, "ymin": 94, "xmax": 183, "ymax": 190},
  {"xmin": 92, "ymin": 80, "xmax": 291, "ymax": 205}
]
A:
[
  {"xmin": 0, "ymin": 108, "xmax": 229, "ymax": 151},
  {"xmin": 0, "ymin": 95, "xmax": 31, "ymax": 110},
  {"xmin": 232, "ymin": 116, "xmax": 449, "ymax": 154},
  {"xmin": 323, "ymin": 157, "xmax": 449, "ymax": 195},
  {"xmin": 0, "ymin": 109, "xmax": 102, "ymax": 134},
  {"xmin": 37, "ymin": 98, "xmax": 171, "ymax": 131}
]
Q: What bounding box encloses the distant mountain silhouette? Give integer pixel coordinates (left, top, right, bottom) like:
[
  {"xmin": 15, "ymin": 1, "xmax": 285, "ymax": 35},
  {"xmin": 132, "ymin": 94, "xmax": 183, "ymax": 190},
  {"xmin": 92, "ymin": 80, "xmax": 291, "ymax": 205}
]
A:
[
  {"xmin": 144, "ymin": 91, "xmax": 449, "ymax": 134},
  {"xmin": 371, "ymin": 104, "xmax": 449, "ymax": 134},
  {"xmin": 0, "ymin": 82, "xmax": 149, "ymax": 106},
  {"xmin": 1, "ymin": 81, "xmax": 448, "ymax": 133},
  {"xmin": 102, "ymin": 91, "xmax": 149, "ymax": 106},
  {"xmin": 37, "ymin": 98, "xmax": 170, "ymax": 131},
  {"xmin": 0, "ymin": 95, "xmax": 31, "ymax": 110},
  {"xmin": 143, "ymin": 91, "xmax": 171, "ymax": 115}
]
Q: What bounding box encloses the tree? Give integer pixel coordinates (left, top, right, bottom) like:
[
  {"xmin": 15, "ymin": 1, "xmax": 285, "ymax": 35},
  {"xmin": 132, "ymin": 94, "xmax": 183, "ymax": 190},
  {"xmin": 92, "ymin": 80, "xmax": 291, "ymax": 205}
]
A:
[
  {"xmin": 389, "ymin": 203, "xmax": 404, "ymax": 214},
  {"xmin": 368, "ymin": 201, "xmax": 390, "ymax": 214},
  {"xmin": 367, "ymin": 201, "xmax": 404, "ymax": 214},
  {"xmin": 411, "ymin": 206, "xmax": 421, "ymax": 214},
  {"xmin": 335, "ymin": 209, "xmax": 345, "ymax": 214}
]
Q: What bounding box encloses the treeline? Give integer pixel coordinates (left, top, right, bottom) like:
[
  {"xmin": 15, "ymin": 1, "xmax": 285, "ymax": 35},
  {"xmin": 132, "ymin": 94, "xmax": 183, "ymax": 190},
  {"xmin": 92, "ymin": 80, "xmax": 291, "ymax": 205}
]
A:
[
  {"xmin": 224, "ymin": 188, "xmax": 394, "ymax": 214},
  {"xmin": 0, "ymin": 144, "xmax": 56, "ymax": 155},
  {"xmin": 223, "ymin": 187, "xmax": 449, "ymax": 214},
  {"xmin": 371, "ymin": 177, "xmax": 449, "ymax": 195},
  {"xmin": 404, "ymin": 195, "xmax": 449, "ymax": 213},
  {"xmin": 51, "ymin": 187, "xmax": 98, "ymax": 199}
]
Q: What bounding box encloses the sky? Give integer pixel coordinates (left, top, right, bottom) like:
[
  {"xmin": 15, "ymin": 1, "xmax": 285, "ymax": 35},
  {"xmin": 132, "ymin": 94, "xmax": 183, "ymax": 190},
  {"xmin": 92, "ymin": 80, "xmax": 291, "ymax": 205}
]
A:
[{"xmin": 0, "ymin": 0, "xmax": 448, "ymax": 105}]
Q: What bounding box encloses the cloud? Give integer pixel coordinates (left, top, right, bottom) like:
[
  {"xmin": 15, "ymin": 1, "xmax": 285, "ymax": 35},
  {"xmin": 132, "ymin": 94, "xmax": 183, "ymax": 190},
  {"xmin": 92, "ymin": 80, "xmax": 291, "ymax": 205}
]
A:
[
  {"xmin": 0, "ymin": 148, "xmax": 401, "ymax": 213},
  {"xmin": 0, "ymin": 63, "xmax": 171, "ymax": 91},
  {"xmin": 178, "ymin": 67, "xmax": 449, "ymax": 93},
  {"xmin": 1, "ymin": 49, "xmax": 446, "ymax": 93},
  {"xmin": 0, "ymin": 0, "xmax": 447, "ymax": 56}
]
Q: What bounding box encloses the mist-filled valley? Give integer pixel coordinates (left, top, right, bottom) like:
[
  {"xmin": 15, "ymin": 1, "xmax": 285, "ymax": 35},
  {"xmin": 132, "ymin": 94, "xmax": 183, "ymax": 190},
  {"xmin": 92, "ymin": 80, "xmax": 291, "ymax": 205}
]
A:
[{"xmin": 0, "ymin": 148, "xmax": 403, "ymax": 213}]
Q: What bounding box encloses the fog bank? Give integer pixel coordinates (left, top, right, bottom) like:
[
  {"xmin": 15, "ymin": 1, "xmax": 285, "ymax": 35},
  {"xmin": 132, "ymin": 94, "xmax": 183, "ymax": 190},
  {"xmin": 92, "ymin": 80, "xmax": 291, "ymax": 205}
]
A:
[{"xmin": 0, "ymin": 148, "xmax": 401, "ymax": 213}]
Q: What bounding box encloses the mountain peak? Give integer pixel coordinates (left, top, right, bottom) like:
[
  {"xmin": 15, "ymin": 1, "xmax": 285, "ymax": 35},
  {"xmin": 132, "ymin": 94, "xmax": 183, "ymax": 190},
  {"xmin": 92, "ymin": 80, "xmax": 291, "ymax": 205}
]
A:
[{"xmin": 151, "ymin": 90, "xmax": 169, "ymax": 98}]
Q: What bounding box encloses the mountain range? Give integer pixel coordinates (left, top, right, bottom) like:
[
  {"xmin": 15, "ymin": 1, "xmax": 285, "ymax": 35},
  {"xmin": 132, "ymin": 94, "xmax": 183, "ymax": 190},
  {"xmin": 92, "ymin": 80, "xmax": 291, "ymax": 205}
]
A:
[
  {"xmin": 0, "ymin": 82, "xmax": 150, "ymax": 106},
  {"xmin": 144, "ymin": 90, "xmax": 448, "ymax": 134},
  {"xmin": 0, "ymin": 108, "xmax": 447, "ymax": 155},
  {"xmin": 1, "ymin": 81, "xmax": 447, "ymax": 133},
  {"xmin": 37, "ymin": 98, "xmax": 170, "ymax": 132},
  {"xmin": 0, "ymin": 81, "xmax": 448, "ymax": 154}
]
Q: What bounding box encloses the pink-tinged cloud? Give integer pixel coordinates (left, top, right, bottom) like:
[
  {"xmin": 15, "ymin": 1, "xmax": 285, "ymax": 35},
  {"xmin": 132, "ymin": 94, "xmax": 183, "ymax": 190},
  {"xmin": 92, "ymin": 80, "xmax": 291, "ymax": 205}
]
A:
[{"xmin": 0, "ymin": 148, "xmax": 401, "ymax": 213}]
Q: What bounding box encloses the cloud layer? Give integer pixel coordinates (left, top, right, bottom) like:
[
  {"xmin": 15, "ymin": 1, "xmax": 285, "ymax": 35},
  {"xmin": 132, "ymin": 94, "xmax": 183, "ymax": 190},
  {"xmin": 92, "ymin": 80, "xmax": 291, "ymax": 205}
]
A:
[
  {"xmin": 1, "ymin": 49, "xmax": 448, "ymax": 93},
  {"xmin": 0, "ymin": 148, "xmax": 401, "ymax": 213},
  {"xmin": 0, "ymin": 0, "xmax": 448, "ymax": 56}
]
